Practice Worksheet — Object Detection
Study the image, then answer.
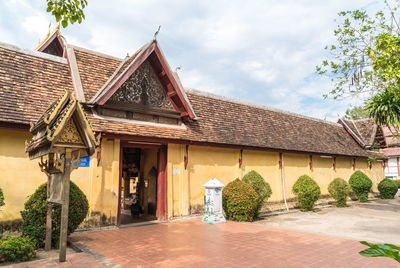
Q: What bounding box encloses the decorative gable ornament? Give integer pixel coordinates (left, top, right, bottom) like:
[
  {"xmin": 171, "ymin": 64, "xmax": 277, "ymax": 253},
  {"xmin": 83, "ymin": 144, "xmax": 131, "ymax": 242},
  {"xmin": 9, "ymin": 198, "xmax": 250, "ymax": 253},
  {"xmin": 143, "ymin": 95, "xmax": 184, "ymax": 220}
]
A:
[
  {"xmin": 90, "ymin": 40, "xmax": 196, "ymax": 119},
  {"xmin": 26, "ymin": 90, "xmax": 99, "ymax": 161}
]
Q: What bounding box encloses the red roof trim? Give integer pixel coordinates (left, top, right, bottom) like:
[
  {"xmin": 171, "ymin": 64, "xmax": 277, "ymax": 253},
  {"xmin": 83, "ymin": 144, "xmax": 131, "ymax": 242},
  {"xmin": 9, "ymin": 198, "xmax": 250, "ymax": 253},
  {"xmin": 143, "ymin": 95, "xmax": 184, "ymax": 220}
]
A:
[
  {"xmin": 37, "ymin": 32, "xmax": 65, "ymax": 57},
  {"xmin": 338, "ymin": 118, "xmax": 365, "ymax": 147}
]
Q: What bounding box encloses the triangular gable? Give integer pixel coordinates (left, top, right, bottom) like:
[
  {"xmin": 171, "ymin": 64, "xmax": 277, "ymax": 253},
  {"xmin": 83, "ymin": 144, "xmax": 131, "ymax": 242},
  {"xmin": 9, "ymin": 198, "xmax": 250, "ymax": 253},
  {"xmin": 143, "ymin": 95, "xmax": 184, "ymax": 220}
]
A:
[
  {"xmin": 35, "ymin": 24, "xmax": 64, "ymax": 57},
  {"xmin": 90, "ymin": 40, "xmax": 196, "ymax": 119},
  {"xmin": 338, "ymin": 118, "xmax": 365, "ymax": 147}
]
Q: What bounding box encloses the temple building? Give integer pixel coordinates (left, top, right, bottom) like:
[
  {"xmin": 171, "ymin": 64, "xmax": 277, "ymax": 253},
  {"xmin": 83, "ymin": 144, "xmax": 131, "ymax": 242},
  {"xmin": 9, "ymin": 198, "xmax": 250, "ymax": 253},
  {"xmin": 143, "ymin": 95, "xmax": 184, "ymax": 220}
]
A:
[{"xmin": 0, "ymin": 28, "xmax": 385, "ymax": 229}]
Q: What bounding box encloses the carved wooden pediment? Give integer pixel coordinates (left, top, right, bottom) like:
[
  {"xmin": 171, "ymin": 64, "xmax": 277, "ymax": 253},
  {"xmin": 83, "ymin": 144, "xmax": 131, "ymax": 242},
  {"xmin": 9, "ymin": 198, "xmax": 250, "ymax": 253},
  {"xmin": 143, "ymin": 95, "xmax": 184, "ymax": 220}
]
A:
[{"xmin": 107, "ymin": 60, "xmax": 174, "ymax": 111}]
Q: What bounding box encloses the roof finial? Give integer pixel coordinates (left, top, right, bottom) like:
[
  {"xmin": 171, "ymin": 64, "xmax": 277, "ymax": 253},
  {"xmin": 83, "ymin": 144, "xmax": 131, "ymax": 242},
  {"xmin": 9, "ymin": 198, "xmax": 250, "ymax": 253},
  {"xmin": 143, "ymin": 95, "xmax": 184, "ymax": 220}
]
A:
[
  {"xmin": 55, "ymin": 21, "xmax": 60, "ymax": 32},
  {"xmin": 47, "ymin": 22, "xmax": 51, "ymax": 37},
  {"xmin": 153, "ymin": 25, "xmax": 161, "ymax": 41}
]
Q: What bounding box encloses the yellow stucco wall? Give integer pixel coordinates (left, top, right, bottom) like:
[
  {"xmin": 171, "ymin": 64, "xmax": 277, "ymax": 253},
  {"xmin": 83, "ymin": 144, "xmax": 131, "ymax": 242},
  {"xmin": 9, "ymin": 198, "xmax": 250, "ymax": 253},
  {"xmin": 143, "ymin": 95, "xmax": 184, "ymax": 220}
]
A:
[
  {"xmin": 0, "ymin": 129, "xmax": 120, "ymax": 226},
  {"xmin": 0, "ymin": 128, "xmax": 386, "ymax": 225},
  {"xmin": 167, "ymin": 144, "xmax": 385, "ymax": 218}
]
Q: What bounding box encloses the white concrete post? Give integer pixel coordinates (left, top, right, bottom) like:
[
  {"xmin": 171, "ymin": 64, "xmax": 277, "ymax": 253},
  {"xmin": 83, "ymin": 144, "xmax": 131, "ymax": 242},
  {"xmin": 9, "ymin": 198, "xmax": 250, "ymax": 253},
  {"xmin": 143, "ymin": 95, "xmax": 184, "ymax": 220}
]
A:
[{"xmin": 202, "ymin": 178, "xmax": 226, "ymax": 224}]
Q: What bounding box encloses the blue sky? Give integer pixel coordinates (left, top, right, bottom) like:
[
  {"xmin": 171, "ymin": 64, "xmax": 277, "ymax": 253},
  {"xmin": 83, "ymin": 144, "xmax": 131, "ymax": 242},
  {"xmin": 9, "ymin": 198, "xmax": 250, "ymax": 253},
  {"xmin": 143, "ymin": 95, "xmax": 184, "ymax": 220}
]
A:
[{"xmin": 0, "ymin": 0, "xmax": 383, "ymax": 122}]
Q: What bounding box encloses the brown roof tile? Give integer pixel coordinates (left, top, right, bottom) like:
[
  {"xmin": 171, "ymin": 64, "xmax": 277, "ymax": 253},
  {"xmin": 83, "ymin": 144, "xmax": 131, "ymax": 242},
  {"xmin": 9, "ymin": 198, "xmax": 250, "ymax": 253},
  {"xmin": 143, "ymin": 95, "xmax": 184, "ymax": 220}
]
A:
[
  {"xmin": 0, "ymin": 43, "xmax": 372, "ymax": 157},
  {"xmin": 73, "ymin": 47, "xmax": 122, "ymax": 101},
  {"xmin": 0, "ymin": 45, "xmax": 72, "ymax": 125}
]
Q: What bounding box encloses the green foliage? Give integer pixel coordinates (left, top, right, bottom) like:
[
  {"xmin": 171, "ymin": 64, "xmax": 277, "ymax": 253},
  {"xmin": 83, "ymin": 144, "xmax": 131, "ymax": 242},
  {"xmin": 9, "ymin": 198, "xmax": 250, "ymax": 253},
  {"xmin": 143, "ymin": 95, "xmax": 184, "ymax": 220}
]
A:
[
  {"xmin": 292, "ymin": 175, "xmax": 321, "ymax": 211},
  {"xmin": 0, "ymin": 187, "xmax": 4, "ymax": 207},
  {"xmin": 20, "ymin": 182, "xmax": 89, "ymax": 248},
  {"xmin": 343, "ymin": 105, "xmax": 369, "ymax": 120},
  {"xmin": 393, "ymin": 179, "xmax": 400, "ymax": 188},
  {"xmin": 349, "ymin": 171, "xmax": 372, "ymax": 202},
  {"xmin": 0, "ymin": 236, "xmax": 36, "ymax": 263},
  {"xmin": 46, "ymin": 0, "xmax": 88, "ymax": 28},
  {"xmin": 222, "ymin": 179, "xmax": 259, "ymax": 222},
  {"xmin": 359, "ymin": 241, "xmax": 400, "ymax": 263},
  {"xmin": 242, "ymin": 170, "xmax": 272, "ymax": 215},
  {"xmin": 378, "ymin": 179, "xmax": 398, "ymax": 199},
  {"xmin": 328, "ymin": 178, "xmax": 351, "ymax": 207},
  {"xmin": 316, "ymin": 2, "xmax": 400, "ymax": 128}
]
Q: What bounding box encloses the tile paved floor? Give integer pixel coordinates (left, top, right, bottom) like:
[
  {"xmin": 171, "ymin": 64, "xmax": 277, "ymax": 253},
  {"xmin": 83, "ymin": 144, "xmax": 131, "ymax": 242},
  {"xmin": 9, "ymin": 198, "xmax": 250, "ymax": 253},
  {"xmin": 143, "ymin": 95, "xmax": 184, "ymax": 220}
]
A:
[{"xmin": 70, "ymin": 219, "xmax": 398, "ymax": 268}]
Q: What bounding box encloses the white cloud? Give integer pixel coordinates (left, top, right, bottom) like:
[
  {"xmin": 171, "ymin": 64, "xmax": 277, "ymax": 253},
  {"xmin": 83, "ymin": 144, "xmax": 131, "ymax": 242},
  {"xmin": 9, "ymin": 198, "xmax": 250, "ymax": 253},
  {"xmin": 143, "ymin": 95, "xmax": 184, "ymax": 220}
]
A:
[{"xmin": 0, "ymin": 0, "xmax": 384, "ymax": 121}]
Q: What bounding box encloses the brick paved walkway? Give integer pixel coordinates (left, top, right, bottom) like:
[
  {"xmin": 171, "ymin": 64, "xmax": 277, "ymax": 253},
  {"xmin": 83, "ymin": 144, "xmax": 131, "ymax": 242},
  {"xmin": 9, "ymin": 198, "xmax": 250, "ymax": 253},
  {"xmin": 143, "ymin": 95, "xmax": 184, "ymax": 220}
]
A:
[
  {"xmin": 70, "ymin": 219, "xmax": 398, "ymax": 268},
  {"xmin": 3, "ymin": 252, "xmax": 107, "ymax": 268}
]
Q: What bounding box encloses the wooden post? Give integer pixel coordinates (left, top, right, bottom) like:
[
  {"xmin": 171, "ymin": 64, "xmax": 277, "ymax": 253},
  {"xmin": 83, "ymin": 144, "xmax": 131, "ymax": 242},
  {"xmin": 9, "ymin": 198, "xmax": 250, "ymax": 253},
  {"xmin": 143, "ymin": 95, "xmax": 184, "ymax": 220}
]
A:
[
  {"xmin": 59, "ymin": 149, "xmax": 72, "ymax": 262},
  {"xmin": 45, "ymin": 153, "xmax": 54, "ymax": 251}
]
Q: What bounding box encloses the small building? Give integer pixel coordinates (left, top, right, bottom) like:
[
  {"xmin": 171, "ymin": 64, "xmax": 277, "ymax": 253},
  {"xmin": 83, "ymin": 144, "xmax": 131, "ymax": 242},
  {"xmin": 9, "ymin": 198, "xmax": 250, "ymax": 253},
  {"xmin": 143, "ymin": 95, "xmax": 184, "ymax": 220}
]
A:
[
  {"xmin": 339, "ymin": 118, "xmax": 400, "ymax": 179},
  {"xmin": 0, "ymin": 29, "xmax": 384, "ymax": 229}
]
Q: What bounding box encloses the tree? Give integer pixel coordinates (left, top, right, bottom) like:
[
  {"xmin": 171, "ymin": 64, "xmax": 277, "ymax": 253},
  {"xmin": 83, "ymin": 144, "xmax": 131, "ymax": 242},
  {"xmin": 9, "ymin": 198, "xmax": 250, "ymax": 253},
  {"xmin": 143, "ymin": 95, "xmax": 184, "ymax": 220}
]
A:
[
  {"xmin": 343, "ymin": 105, "xmax": 369, "ymax": 120},
  {"xmin": 46, "ymin": 0, "xmax": 88, "ymax": 28},
  {"xmin": 316, "ymin": 1, "xmax": 400, "ymax": 127}
]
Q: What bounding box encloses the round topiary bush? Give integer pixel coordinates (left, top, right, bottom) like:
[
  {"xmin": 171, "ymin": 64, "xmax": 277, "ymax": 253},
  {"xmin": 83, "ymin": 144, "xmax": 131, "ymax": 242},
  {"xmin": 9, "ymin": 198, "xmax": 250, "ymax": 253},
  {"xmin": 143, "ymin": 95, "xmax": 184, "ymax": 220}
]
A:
[
  {"xmin": 292, "ymin": 175, "xmax": 321, "ymax": 211},
  {"xmin": 378, "ymin": 179, "xmax": 398, "ymax": 199},
  {"xmin": 349, "ymin": 171, "xmax": 372, "ymax": 202},
  {"xmin": 242, "ymin": 170, "xmax": 272, "ymax": 215},
  {"xmin": 222, "ymin": 178, "xmax": 259, "ymax": 222},
  {"xmin": 0, "ymin": 187, "xmax": 4, "ymax": 207},
  {"xmin": 328, "ymin": 178, "xmax": 351, "ymax": 207},
  {"xmin": 20, "ymin": 181, "xmax": 89, "ymax": 248},
  {"xmin": 0, "ymin": 236, "xmax": 36, "ymax": 263}
]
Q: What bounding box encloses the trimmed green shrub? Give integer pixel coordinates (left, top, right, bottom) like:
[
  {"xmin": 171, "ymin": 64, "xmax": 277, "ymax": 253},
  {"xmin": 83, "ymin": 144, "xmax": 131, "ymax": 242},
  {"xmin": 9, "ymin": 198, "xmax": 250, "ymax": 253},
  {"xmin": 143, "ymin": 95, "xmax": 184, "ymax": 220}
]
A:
[
  {"xmin": 21, "ymin": 182, "xmax": 89, "ymax": 248},
  {"xmin": 292, "ymin": 175, "xmax": 321, "ymax": 211},
  {"xmin": 242, "ymin": 170, "xmax": 272, "ymax": 216},
  {"xmin": 328, "ymin": 178, "xmax": 351, "ymax": 207},
  {"xmin": 378, "ymin": 179, "xmax": 398, "ymax": 199},
  {"xmin": 0, "ymin": 187, "xmax": 4, "ymax": 207},
  {"xmin": 393, "ymin": 179, "xmax": 400, "ymax": 189},
  {"xmin": 0, "ymin": 236, "xmax": 36, "ymax": 263},
  {"xmin": 349, "ymin": 171, "xmax": 372, "ymax": 202},
  {"xmin": 223, "ymin": 179, "xmax": 259, "ymax": 222}
]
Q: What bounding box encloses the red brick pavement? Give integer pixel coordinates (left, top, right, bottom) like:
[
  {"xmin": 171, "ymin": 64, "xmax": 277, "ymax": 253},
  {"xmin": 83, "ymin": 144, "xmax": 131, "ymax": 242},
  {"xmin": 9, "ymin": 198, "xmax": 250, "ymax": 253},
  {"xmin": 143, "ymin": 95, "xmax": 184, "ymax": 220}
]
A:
[
  {"xmin": 3, "ymin": 252, "xmax": 107, "ymax": 268},
  {"xmin": 70, "ymin": 220, "xmax": 399, "ymax": 268}
]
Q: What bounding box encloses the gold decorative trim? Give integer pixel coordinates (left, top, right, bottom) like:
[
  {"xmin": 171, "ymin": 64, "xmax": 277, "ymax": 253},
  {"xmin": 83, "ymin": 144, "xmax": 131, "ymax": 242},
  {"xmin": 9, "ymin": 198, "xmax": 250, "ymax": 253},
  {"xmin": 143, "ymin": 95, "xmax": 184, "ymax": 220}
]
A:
[
  {"xmin": 35, "ymin": 22, "xmax": 61, "ymax": 51},
  {"xmin": 76, "ymin": 101, "xmax": 100, "ymax": 146},
  {"xmin": 54, "ymin": 154, "xmax": 65, "ymax": 173},
  {"xmin": 47, "ymin": 99, "xmax": 77, "ymax": 141},
  {"xmin": 71, "ymin": 151, "xmax": 81, "ymax": 171},
  {"xmin": 39, "ymin": 156, "xmax": 49, "ymax": 175},
  {"xmin": 43, "ymin": 91, "xmax": 70, "ymax": 124}
]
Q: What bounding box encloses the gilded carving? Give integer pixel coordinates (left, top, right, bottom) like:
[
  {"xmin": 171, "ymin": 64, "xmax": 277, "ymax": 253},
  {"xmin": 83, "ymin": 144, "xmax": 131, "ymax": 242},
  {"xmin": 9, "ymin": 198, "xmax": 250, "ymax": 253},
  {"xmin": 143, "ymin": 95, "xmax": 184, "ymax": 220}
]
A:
[
  {"xmin": 57, "ymin": 119, "xmax": 84, "ymax": 144},
  {"xmin": 54, "ymin": 155, "xmax": 65, "ymax": 173},
  {"xmin": 109, "ymin": 60, "xmax": 174, "ymax": 110}
]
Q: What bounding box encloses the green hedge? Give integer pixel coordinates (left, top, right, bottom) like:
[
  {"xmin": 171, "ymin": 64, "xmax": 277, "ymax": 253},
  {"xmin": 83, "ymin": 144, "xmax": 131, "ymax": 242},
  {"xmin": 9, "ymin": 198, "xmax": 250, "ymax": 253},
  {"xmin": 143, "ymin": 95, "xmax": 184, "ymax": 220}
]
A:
[
  {"xmin": 378, "ymin": 179, "xmax": 398, "ymax": 199},
  {"xmin": 0, "ymin": 236, "xmax": 36, "ymax": 263},
  {"xmin": 20, "ymin": 182, "xmax": 89, "ymax": 248},
  {"xmin": 222, "ymin": 179, "xmax": 258, "ymax": 222},
  {"xmin": 349, "ymin": 171, "xmax": 372, "ymax": 202},
  {"xmin": 328, "ymin": 178, "xmax": 351, "ymax": 207},
  {"xmin": 292, "ymin": 175, "xmax": 321, "ymax": 211},
  {"xmin": 242, "ymin": 170, "xmax": 272, "ymax": 216}
]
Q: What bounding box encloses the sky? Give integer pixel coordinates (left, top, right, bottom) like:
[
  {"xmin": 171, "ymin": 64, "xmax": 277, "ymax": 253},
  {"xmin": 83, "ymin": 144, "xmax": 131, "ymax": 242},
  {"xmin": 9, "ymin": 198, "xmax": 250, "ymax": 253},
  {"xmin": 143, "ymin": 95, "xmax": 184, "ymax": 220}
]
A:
[{"xmin": 0, "ymin": 0, "xmax": 384, "ymax": 122}]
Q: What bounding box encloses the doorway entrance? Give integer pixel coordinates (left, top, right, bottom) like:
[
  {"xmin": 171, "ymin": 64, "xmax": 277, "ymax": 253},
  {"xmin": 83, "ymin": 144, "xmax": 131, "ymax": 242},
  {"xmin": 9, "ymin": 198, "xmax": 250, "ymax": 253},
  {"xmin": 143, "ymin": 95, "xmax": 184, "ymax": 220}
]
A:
[{"xmin": 117, "ymin": 143, "xmax": 167, "ymax": 225}]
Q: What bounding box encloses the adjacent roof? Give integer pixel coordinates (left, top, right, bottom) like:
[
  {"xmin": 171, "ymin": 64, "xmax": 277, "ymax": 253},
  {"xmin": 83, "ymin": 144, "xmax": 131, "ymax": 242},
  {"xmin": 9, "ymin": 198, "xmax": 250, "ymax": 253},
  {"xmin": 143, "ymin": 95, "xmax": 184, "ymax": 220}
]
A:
[{"xmin": 0, "ymin": 41, "xmax": 375, "ymax": 158}]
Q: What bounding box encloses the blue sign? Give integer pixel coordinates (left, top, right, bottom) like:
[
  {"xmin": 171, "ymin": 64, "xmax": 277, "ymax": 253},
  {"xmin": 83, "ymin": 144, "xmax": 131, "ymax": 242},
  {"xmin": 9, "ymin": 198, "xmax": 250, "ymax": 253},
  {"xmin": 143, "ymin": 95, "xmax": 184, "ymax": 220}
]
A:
[
  {"xmin": 59, "ymin": 154, "xmax": 90, "ymax": 167},
  {"xmin": 79, "ymin": 156, "xmax": 90, "ymax": 167}
]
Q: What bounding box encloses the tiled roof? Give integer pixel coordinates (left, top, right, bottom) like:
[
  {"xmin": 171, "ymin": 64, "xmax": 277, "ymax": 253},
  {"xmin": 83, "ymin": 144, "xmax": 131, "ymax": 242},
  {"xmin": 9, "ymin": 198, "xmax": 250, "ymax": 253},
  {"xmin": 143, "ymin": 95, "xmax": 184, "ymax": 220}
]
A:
[
  {"xmin": 73, "ymin": 46, "xmax": 122, "ymax": 101},
  {"xmin": 0, "ymin": 42, "xmax": 372, "ymax": 157},
  {"xmin": 0, "ymin": 43, "xmax": 72, "ymax": 125},
  {"xmin": 382, "ymin": 147, "xmax": 400, "ymax": 157}
]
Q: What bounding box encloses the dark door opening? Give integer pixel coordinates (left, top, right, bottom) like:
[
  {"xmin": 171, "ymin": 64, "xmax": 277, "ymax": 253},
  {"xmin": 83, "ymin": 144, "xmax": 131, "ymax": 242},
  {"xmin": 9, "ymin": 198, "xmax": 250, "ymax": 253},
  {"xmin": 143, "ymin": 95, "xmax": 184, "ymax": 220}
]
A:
[{"xmin": 119, "ymin": 147, "xmax": 159, "ymax": 225}]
